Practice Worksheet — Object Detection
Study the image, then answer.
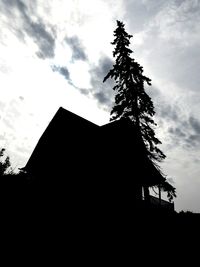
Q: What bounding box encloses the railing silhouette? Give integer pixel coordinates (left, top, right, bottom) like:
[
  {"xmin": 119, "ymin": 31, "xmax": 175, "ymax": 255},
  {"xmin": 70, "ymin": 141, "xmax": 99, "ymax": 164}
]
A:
[
  {"xmin": 149, "ymin": 195, "xmax": 174, "ymax": 211},
  {"xmin": 138, "ymin": 195, "xmax": 174, "ymax": 212}
]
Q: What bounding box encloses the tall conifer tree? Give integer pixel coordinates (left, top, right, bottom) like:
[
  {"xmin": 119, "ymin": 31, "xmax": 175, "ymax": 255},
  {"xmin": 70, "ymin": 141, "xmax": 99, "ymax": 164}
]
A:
[
  {"xmin": 104, "ymin": 21, "xmax": 176, "ymax": 201},
  {"xmin": 103, "ymin": 20, "xmax": 165, "ymax": 163}
]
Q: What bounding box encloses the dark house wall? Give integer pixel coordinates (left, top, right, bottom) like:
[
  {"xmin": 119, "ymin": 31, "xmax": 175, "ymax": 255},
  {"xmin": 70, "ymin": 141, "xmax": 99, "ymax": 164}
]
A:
[{"xmin": 23, "ymin": 107, "xmax": 165, "ymax": 214}]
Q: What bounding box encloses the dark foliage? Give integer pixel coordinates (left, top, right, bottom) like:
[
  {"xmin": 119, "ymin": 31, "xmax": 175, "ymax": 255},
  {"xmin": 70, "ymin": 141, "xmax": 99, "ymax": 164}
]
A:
[
  {"xmin": 159, "ymin": 181, "xmax": 176, "ymax": 202},
  {"xmin": 0, "ymin": 148, "xmax": 11, "ymax": 176},
  {"xmin": 103, "ymin": 21, "xmax": 176, "ymax": 200},
  {"xmin": 103, "ymin": 20, "xmax": 165, "ymax": 163}
]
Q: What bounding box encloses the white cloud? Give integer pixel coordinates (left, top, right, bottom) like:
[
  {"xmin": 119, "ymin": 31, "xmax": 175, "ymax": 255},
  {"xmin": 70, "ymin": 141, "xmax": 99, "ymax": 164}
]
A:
[
  {"xmin": 68, "ymin": 61, "xmax": 91, "ymax": 88},
  {"xmin": 152, "ymin": 0, "xmax": 200, "ymax": 45}
]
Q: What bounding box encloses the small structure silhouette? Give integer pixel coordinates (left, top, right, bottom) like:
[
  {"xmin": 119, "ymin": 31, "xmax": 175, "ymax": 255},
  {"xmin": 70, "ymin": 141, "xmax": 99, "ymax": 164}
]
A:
[{"xmin": 22, "ymin": 107, "xmax": 174, "ymax": 213}]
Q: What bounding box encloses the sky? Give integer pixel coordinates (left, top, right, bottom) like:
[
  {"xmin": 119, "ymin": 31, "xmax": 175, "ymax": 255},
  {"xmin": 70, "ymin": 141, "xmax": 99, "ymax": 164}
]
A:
[{"xmin": 0, "ymin": 0, "xmax": 200, "ymax": 212}]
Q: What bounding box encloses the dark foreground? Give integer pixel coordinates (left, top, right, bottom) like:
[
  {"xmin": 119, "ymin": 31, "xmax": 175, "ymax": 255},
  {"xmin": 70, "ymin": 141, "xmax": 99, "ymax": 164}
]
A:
[{"xmin": 1, "ymin": 174, "xmax": 200, "ymax": 262}]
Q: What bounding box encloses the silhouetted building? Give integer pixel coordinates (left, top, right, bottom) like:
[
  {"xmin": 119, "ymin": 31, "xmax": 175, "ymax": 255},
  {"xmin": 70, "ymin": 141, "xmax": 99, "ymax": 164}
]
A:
[{"xmin": 22, "ymin": 107, "xmax": 173, "ymax": 212}]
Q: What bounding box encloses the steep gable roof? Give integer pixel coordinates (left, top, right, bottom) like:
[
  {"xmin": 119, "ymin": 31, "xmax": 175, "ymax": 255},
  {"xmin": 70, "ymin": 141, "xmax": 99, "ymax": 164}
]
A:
[
  {"xmin": 24, "ymin": 107, "xmax": 99, "ymax": 176},
  {"xmin": 23, "ymin": 107, "xmax": 165, "ymax": 187}
]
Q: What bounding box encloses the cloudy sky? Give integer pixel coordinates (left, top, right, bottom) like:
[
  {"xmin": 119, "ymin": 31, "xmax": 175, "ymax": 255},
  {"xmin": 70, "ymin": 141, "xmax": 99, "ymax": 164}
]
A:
[{"xmin": 0, "ymin": 0, "xmax": 200, "ymax": 212}]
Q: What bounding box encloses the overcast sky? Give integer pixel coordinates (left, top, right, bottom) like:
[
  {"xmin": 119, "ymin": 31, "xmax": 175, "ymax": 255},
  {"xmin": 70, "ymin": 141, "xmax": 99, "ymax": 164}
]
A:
[{"xmin": 0, "ymin": 0, "xmax": 200, "ymax": 212}]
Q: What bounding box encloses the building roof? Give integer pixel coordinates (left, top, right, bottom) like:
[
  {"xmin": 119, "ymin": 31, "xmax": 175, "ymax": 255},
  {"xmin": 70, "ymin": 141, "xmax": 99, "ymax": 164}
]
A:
[
  {"xmin": 100, "ymin": 118, "xmax": 165, "ymax": 186},
  {"xmin": 23, "ymin": 107, "xmax": 165, "ymax": 187},
  {"xmin": 24, "ymin": 107, "xmax": 98, "ymax": 177}
]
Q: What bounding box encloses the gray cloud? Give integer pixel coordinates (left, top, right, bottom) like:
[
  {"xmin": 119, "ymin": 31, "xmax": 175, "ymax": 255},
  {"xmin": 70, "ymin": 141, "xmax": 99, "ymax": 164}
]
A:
[
  {"xmin": 147, "ymin": 86, "xmax": 200, "ymax": 150},
  {"xmin": 189, "ymin": 116, "xmax": 200, "ymax": 136},
  {"xmin": 174, "ymin": 0, "xmax": 200, "ymax": 22},
  {"xmin": 136, "ymin": 0, "xmax": 200, "ymax": 93},
  {"xmin": 158, "ymin": 103, "xmax": 179, "ymax": 123},
  {"xmin": 164, "ymin": 112, "xmax": 200, "ymax": 150},
  {"xmin": 19, "ymin": 96, "xmax": 24, "ymax": 101},
  {"xmin": 168, "ymin": 127, "xmax": 186, "ymax": 138},
  {"xmin": 146, "ymin": 86, "xmax": 180, "ymax": 123},
  {"xmin": 189, "ymin": 116, "xmax": 200, "ymax": 134},
  {"xmin": 93, "ymin": 92, "xmax": 110, "ymax": 105},
  {"xmin": 30, "ymin": 21, "xmax": 56, "ymax": 59},
  {"xmin": 79, "ymin": 88, "xmax": 89, "ymax": 96},
  {"xmin": 147, "ymin": 44, "xmax": 200, "ymax": 93},
  {"xmin": 125, "ymin": 0, "xmax": 167, "ymax": 32},
  {"xmin": 1, "ymin": 0, "xmax": 27, "ymax": 14},
  {"xmin": 90, "ymin": 56, "xmax": 114, "ymax": 108},
  {"xmin": 51, "ymin": 65, "xmax": 70, "ymax": 80},
  {"xmin": 1, "ymin": 0, "xmax": 56, "ymax": 59},
  {"xmin": 65, "ymin": 36, "xmax": 87, "ymax": 61},
  {"xmin": 186, "ymin": 134, "xmax": 200, "ymax": 148}
]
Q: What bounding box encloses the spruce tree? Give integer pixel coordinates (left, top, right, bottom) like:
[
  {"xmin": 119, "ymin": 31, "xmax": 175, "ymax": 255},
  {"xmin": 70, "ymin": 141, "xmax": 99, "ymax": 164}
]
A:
[
  {"xmin": 103, "ymin": 20, "xmax": 165, "ymax": 163},
  {"xmin": 103, "ymin": 20, "xmax": 176, "ymax": 201}
]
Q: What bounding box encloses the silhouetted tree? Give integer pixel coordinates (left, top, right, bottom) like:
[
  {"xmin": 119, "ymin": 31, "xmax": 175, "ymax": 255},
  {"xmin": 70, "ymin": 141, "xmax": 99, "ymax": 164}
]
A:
[
  {"xmin": 159, "ymin": 181, "xmax": 176, "ymax": 202},
  {"xmin": 0, "ymin": 148, "xmax": 12, "ymax": 176},
  {"xmin": 103, "ymin": 20, "xmax": 165, "ymax": 163},
  {"xmin": 0, "ymin": 148, "xmax": 32, "ymax": 188},
  {"xmin": 103, "ymin": 20, "xmax": 176, "ymax": 201}
]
